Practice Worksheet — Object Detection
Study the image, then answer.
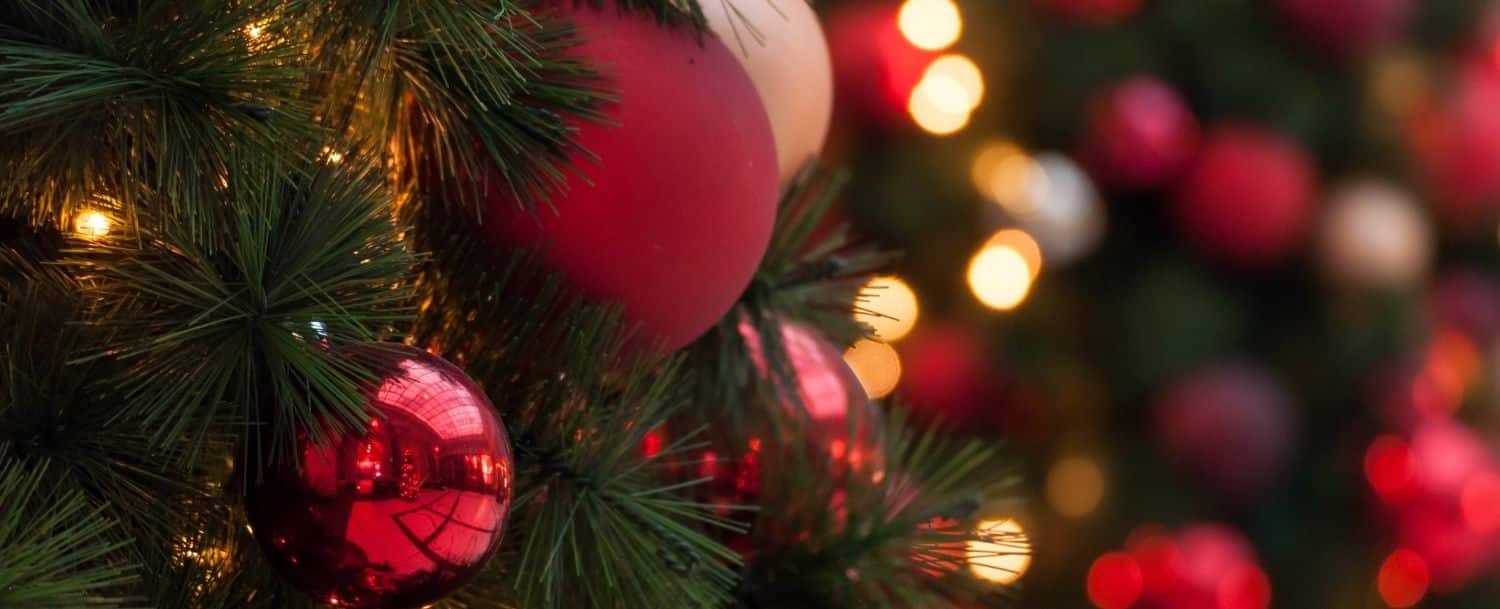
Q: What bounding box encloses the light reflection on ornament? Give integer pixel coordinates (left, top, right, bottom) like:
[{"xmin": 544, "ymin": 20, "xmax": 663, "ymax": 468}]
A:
[
  {"xmin": 968, "ymin": 518, "xmax": 1032, "ymax": 584},
  {"xmin": 856, "ymin": 276, "xmax": 921, "ymax": 342},
  {"xmin": 1046, "ymin": 455, "xmax": 1106, "ymax": 518},
  {"xmin": 844, "ymin": 339, "xmax": 902, "ymax": 398},
  {"xmin": 898, "ymin": 0, "xmax": 962, "ymax": 51},
  {"xmin": 74, "ymin": 210, "xmax": 112, "ymax": 238}
]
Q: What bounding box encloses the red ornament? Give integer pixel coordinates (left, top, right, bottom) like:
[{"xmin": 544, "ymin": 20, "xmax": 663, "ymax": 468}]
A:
[
  {"xmin": 1172, "ymin": 125, "xmax": 1317, "ymax": 266},
  {"xmin": 1428, "ymin": 272, "xmax": 1500, "ymax": 348},
  {"xmin": 1408, "ymin": 64, "xmax": 1500, "ymax": 229},
  {"xmin": 1086, "ymin": 552, "xmax": 1145, "ymax": 609},
  {"xmin": 897, "ymin": 322, "xmax": 1002, "ymax": 428},
  {"xmin": 1275, "ymin": 0, "xmax": 1414, "ymax": 59},
  {"xmin": 1174, "ymin": 524, "xmax": 1257, "ymax": 594},
  {"xmin": 1154, "ymin": 364, "xmax": 1296, "ymax": 500},
  {"xmin": 1080, "ymin": 76, "xmax": 1199, "ymax": 190},
  {"xmin": 1378, "ymin": 548, "xmax": 1430, "ymax": 608},
  {"xmin": 244, "ymin": 345, "xmax": 513, "ymax": 609},
  {"xmin": 1215, "ymin": 564, "xmax": 1272, "ymax": 609},
  {"xmin": 480, "ymin": 4, "xmax": 778, "ymax": 355},
  {"xmin": 826, "ymin": 2, "xmax": 939, "ymax": 126},
  {"xmin": 1034, "ymin": 0, "xmax": 1147, "ymax": 25}
]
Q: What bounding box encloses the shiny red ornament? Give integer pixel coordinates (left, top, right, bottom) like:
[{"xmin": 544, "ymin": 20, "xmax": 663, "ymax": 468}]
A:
[
  {"xmin": 479, "ymin": 3, "xmax": 778, "ymax": 355},
  {"xmin": 1034, "ymin": 0, "xmax": 1147, "ymax": 25},
  {"xmin": 1154, "ymin": 364, "xmax": 1295, "ymax": 500},
  {"xmin": 1081, "ymin": 77, "xmax": 1198, "ymax": 190},
  {"xmin": 1275, "ymin": 0, "xmax": 1414, "ymax": 59},
  {"xmin": 826, "ymin": 2, "xmax": 939, "ymax": 127},
  {"xmin": 1172, "ymin": 125, "xmax": 1317, "ymax": 267},
  {"xmin": 245, "ymin": 345, "xmax": 513, "ymax": 609}
]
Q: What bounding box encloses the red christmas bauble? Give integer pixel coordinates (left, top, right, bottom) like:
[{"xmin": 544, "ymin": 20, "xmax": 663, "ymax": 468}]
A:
[
  {"xmin": 826, "ymin": 2, "xmax": 939, "ymax": 127},
  {"xmin": 897, "ymin": 322, "xmax": 1001, "ymax": 428},
  {"xmin": 1275, "ymin": 0, "xmax": 1414, "ymax": 59},
  {"xmin": 1174, "ymin": 524, "xmax": 1259, "ymax": 594},
  {"xmin": 1408, "ymin": 63, "xmax": 1500, "ymax": 229},
  {"xmin": 1080, "ymin": 76, "xmax": 1199, "ymax": 190},
  {"xmin": 1172, "ymin": 125, "xmax": 1318, "ymax": 266},
  {"xmin": 1086, "ymin": 552, "xmax": 1145, "ymax": 609},
  {"xmin": 244, "ymin": 345, "xmax": 513, "ymax": 609},
  {"xmin": 1154, "ymin": 364, "xmax": 1296, "ymax": 500},
  {"xmin": 1034, "ymin": 0, "xmax": 1147, "ymax": 25},
  {"xmin": 481, "ymin": 4, "xmax": 778, "ymax": 355}
]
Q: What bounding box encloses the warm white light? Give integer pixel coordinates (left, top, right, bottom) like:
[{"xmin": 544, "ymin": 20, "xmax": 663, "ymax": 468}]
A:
[
  {"xmin": 74, "ymin": 211, "xmax": 112, "ymax": 238},
  {"xmin": 245, "ymin": 23, "xmax": 266, "ymax": 39},
  {"xmin": 322, "ymin": 147, "xmax": 345, "ymax": 164},
  {"xmin": 968, "ymin": 231, "xmax": 1041, "ymax": 311},
  {"xmin": 899, "ymin": 0, "xmax": 963, "ymax": 51},
  {"xmin": 971, "ymin": 141, "xmax": 1035, "ymax": 210},
  {"xmin": 857, "ymin": 276, "xmax": 921, "ymax": 342},
  {"xmin": 926, "ymin": 54, "xmax": 984, "ymax": 110},
  {"xmin": 969, "ymin": 519, "xmax": 1032, "ymax": 585},
  {"xmin": 909, "ymin": 74, "xmax": 972, "ymax": 136},
  {"xmin": 844, "ymin": 339, "xmax": 902, "ymax": 399},
  {"xmin": 1046, "ymin": 456, "xmax": 1106, "ymax": 518}
]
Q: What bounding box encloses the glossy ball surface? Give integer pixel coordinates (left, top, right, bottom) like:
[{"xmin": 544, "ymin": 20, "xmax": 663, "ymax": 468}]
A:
[{"xmin": 245, "ymin": 345, "xmax": 513, "ymax": 609}]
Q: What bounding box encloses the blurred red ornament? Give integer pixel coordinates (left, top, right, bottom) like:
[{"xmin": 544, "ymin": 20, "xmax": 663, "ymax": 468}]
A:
[
  {"xmin": 1461, "ymin": 473, "xmax": 1500, "ymax": 534},
  {"xmin": 1034, "ymin": 0, "xmax": 1146, "ymax": 25},
  {"xmin": 245, "ymin": 345, "xmax": 513, "ymax": 609},
  {"xmin": 1394, "ymin": 498, "xmax": 1497, "ymax": 591},
  {"xmin": 1175, "ymin": 524, "xmax": 1257, "ymax": 594},
  {"xmin": 1172, "ymin": 125, "xmax": 1317, "ymax": 267},
  {"xmin": 1378, "ymin": 548, "xmax": 1430, "ymax": 608},
  {"xmin": 1408, "ymin": 64, "xmax": 1500, "ymax": 229},
  {"xmin": 1275, "ymin": 0, "xmax": 1414, "ymax": 59},
  {"xmin": 1366, "ymin": 435, "xmax": 1416, "ymax": 503},
  {"xmin": 1087, "ymin": 552, "xmax": 1145, "ymax": 609},
  {"xmin": 1125, "ymin": 525, "xmax": 1185, "ymax": 598},
  {"xmin": 475, "ymin": 4, "xmax": 778, "ymax": 355},
  {"xmin": 897, "ymin": 322, "xmax": 1001, "ymax": 428},
  {"xmin": 1154, "ymin": 364, "xmax": 1296, "ymax": 500},
  {"xmin": 1409, "ymin": 421, "xmax": 1495, "ymax": 499},
  {"xmin": 826, "ymin": 2, "xmax": 939, "ymax": 126},
  {"xmin": 1215, "ymin": 564, "xmax": 1271, "ymax": 609},
  {"xmin": 1080, "ymin": 76, "xmax": 1199, "ymax": 190},
  {"xmin": 1429, "ymin": 272, "xmax": 1500, "ymax": 348}
]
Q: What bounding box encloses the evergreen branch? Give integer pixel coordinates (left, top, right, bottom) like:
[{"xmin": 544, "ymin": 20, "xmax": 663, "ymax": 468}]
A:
[
  {"xmin": 0, "ymin": 0, "xmax": 315, "ymax": 238},
  {"xmin": 0, "ymin": 458, "xmax": 135, "ymax": 609},
  {"xmin": 64, "ymin": 157, "xmax": 416, "ymax": 468}
]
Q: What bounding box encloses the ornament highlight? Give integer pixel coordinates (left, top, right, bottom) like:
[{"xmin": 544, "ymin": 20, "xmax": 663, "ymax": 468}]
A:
[
  {"xmin": 705, "ymin": 0, "xmax": 833, "ymax": 181},
  {"xmin": 479, "ymin": 4, "xmax": 779, "ymax": 355},
  {"xmin": 244, "ymin": 345, "xmax": 513, "ymax": 609}
]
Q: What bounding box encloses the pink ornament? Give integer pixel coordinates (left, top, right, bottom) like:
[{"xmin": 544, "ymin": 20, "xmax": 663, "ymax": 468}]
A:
[
  {"xmin": 1154, "ymin": 364, "xmax": 1296, "ymax": 500},
  {"xmin": 1172, "ymin": 125, "xmax": 1318, "ymax": 266},
  {"xmin": 475, "ymin": 3, "xmax": 778, "ymax": 355},
  {"xmin": 1276, "ymin": 0, "xmax": 1415, "ymax": 59},
  {"xmin": 1080, "ymin": 76, "xmax": 1199, "ymax": 190},
  {"xmin": 1408, "ymin": 64, "xmax": 1500, "ymax": 229}
]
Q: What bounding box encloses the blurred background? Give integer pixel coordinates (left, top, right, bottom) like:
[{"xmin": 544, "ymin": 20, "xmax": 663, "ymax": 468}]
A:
[{"xmin": 817, "ymin": 0, "xmax": 1500, "ymax": 607}]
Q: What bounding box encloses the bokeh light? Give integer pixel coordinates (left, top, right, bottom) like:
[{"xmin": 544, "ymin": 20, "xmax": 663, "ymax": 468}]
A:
[
  {"xmin": 1046, "ymin": 456, "xmax": 1106, "ymax": 518},
  {"xmin": 1378, "ymin": 549, "xmax": 1429, "ymax": 608},
  {"xmin": 1461, "ymin": 472, "xmax": 1500, "ymax": 534},
  {"xmin": 908, "ymin": 74, "xmax": 972, "ymax": 135},
  {"xmin": 971, "ymin": 140, "xmax": 1036, "ymax": 210},
  {"xmin": 856, "ymin": 276, "xmax": 921, "ymax": 342},
  {"xmin": 967, "ymin": 519, "xmax": 1032, "ymax": 585},
  {"xmin": 74, "ymin": 210, "xmax": 112, "ymax": 238},
  {"xmin": 1365, "ymin": 435, "xmax": 1415, "ymax": 501},
  {"xmin": 968, "ymin": 246, "xmax": 1031, "ymax": 310},
  {"xmin": 926, "ymin": 54, "xmax": 984, "ymax": 110},
  {"xmin": 844, "ymin": 339, "xmax": 902, "ymax": 398},
  {"xmin": 1087, "ymin": 552, "xmax": 1144, "ymax": 609},
  {"xmin": 898, "ymin": 0, "xmax": 962, "ymax": 51},
  {"xmin": 1216, "ymin": 564, "xmax": 1271, "ymax": 609}
]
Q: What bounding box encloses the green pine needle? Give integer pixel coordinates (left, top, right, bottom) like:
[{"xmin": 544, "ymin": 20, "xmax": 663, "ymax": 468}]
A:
[{"xmin": 0, "ymin": 458, "xmax": 136, "ymax": 609}]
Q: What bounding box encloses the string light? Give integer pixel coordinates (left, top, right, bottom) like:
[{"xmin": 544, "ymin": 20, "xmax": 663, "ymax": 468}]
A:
[
  {"xmin": 322, "ymin": 146, "xmax": 345, "ymax": 164},
  {"xmin": 908, "ymin": 80, "xmax": 972, "ymax": 136},
  {"xmin": 898, "ymin": 0, "xmax": 962, "ymax": 51},
  {"xmin": 856, "ymin": 276, "xmax": 920, "ymax": 342},
  {"xmin": 1378, "ymin": 549, "xmax": 1428, "ymax": 608},
  {"xmin": 968, "ymin": 518, "xmax": 1031, "ymax": 585},
  {"xmin": 968, "ymin": 229, "xmax": 1042, "ymax": 311},
  {"xmin": 844, "ymin": 339, "xmax": 902, "ymax": 398},
  {"xmin": 927, "ymin": 54, "xmax": 984, "ymax": 109},
  {"xmin": 971, "ymin": 140, "xmax": 1036, "ymax": 210},
  {"xmin": 74, "ymin": 210, "xmax": 112, "ymax": 238},
  {"xmin": 245, "ymin": 22, "xmax": 266, "ymax": 40},
  {"xmin": 1046, "ymin": 456, "xmax": 1106, "ymax": 518}
]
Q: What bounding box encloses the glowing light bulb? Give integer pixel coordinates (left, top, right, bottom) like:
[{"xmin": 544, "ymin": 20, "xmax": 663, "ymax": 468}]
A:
[
  {"xmin": 322, "ymin": 147, "xmax": 345, "ymax": 164},
  {"xmin": 968, "ymin": 519, "xmax": 1031, "ymax": 585},
  {"xmin": 971, "ymin": 141, "xmax": 1035, "ymax": 210},
  {"xmin": 926, "ymin": 54, "xmax": 984, "ymax": 110},
  {"xmin": 74, "ymin": 210, "xmax": 112, "ymax": 238},
  {"xmin": 856, "ymin": 276, "xmax": 920, "ymax": 342},
  {"xmin": 844, "ymin": 339, "xmax": 902, "ymax": 398},
  {"xmin": 898, "ymin": 0, "xmax": 963, "ymax": 51},
  {"xmin": 968, "ymin": 245, "xmax": 1033, "ymax": 311},
  {"xmin": 908, "ymin": 73, "xmax": 972, "ymax": 136},
  {"xmin": 1046, "ymin": 456, "xmax": 1106, "ymax": 518},
  {"xmin": 246, "ymin": 22, "xmax": 266, "ymax": 39}
]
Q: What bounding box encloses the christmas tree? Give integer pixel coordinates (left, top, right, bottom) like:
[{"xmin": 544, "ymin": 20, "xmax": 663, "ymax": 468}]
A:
[{"xmin": 0, "ymin": 2, "xmax": 1024, "ymax": 609}]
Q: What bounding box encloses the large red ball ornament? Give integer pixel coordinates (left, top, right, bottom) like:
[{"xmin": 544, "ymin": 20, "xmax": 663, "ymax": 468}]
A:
[
  {"xmin": 1080, "ymin": 76, "xmax": 1199, "ymax": 190},
  {"xmin": 245, "ymin": 345, "xmax": 513, "ymax": 609},
  {"xmin": 1275, "ymin": 0, "xmax": 1414, "ymax": 59},
  {"xmin": 705, "ymin": 0, "xmax": 833, "ymax": 181},
  {"xmin": 1172, "ymin": 125, "xmax": 1317, "ymax": 267},
  {"xmin": 1154, "ymin": 364, "xmax": 1296, "ymax": 500},
  {"xmin": 484, "ymin": 4, "xmax": 779, "ymax": 355}
]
